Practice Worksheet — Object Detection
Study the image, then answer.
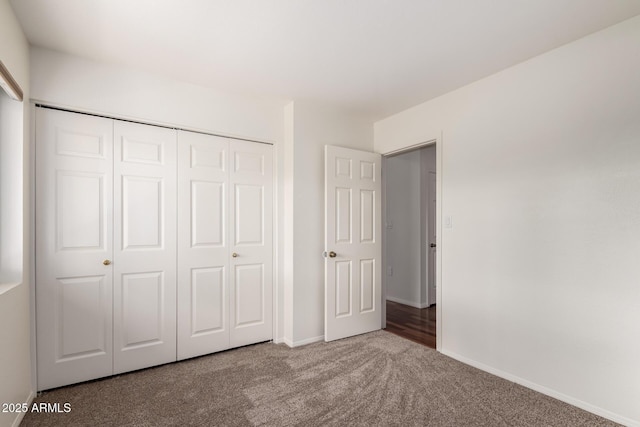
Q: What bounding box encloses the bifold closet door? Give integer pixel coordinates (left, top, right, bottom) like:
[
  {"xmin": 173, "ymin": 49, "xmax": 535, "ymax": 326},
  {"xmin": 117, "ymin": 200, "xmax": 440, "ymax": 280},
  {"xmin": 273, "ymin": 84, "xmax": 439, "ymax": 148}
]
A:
[
  {"xmin": 36, "ymin": 108, "xmax": 114, "ymax": 390},
  {"xmin": 177, "ymin": 131, "xmax": 230, "ymax": 360},
  {"xmin": 113, "ymin": 121, "xmax": 177, "ymax": 374},
  {"xmin": 229, "ymin": 140, "xmax": 273, "ymax": 347},
  {"xmin": 177, "ymin": 133, "xmax": 273, "ymax": 358}
]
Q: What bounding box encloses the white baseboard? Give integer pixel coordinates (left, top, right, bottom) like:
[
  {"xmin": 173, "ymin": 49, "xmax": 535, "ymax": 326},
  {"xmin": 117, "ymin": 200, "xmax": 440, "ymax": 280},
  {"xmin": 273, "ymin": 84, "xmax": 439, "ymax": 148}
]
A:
[
  {"xmin": 386, "ymin": 296, "xmax": 428, "ymax": 309},
  {"xmin": 282, "ymin": 335, "xmax": 324, "ymax": 348},
  {"xmin": 11, "ymin": 390, "xmax": 35, "ymax": 427},
  {"xmin": 440, "ymin": 349, "xmax": 638, "ymax": 427}
]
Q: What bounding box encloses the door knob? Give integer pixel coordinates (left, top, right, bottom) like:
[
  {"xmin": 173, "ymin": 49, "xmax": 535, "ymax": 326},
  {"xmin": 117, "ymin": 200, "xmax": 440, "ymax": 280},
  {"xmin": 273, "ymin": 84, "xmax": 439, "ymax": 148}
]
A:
[
  {"xmin": 232, "ymin": 253, "xmax": 238, "ymax": 258},
  {"xmin": 430, "ymin": 243, "xmax": 436, "ymax": 248},
  {"xmin": 328, "ymin": 251, "xmax": 337, "ymax": 258},
  {"xmin": 103, "ymin": 259, "xmax": 112, "ymax": 266}
]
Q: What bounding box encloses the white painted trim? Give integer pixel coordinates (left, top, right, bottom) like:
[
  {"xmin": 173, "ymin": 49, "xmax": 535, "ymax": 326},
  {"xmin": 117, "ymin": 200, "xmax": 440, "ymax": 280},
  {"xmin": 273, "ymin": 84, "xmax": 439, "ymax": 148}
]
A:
[
  {"xmin": 281, "ymin": 102, "xmax": 294, "ymax": 347},
  {"xmin": 272, "ymin": 141, "xmax": 280, "ymax": 344},
  {"xmin": 283, "ymin": 335, "xmax": 324, "ymax": 348},
  {"xmin": 380, "ymin": 156, "xmax": 387, "ymax": 329},
  {"xmin": 11, "ymin": 390, "xmax": 34, "ymax": 427},
  {"xmin": 385, "ymin": 296, "xmax": 428, "ymax": 309},
  {"xmin": 29, "ymin": 102, "xmax": 38, "ymax": 393},
  {"xmin": 440, "ymin": 349, "xmax": 638, "ymax": 427},
  {"xmin": 383, "ymin": 141, "xmax": 434, "ymax": 157},
  {"xmin": 435, "ymin": 133, "xmax": 443, "ymax": 351}
]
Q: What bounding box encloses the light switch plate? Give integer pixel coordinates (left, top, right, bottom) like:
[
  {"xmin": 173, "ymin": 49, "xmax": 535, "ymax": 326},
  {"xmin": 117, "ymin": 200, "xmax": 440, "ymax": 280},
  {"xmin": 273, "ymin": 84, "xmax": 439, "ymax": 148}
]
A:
[{"xmin": 445, "ymin": 216, "xmax": 453, "ymax": 228}]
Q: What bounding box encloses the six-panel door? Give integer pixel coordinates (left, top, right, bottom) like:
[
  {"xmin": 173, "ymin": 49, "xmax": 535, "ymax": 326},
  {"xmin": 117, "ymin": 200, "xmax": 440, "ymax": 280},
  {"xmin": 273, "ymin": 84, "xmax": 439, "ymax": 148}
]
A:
[
  {"xmin": 324, "ymin": 145, "xmax": 382, "ymax": 342},
  {"xmin": 36, "ymin": 108, "xmax": 115, "ymax": 390},
  {"xmin": 177, "ymin": 131, "xmax": 230, "ymax": 359},
  {"xmin": 229, "ymin": 140, "xmax": 273, "ymax": 348},
  {"xmin": 112, "ymin": 121, "xmax": 177, "ymax": 374}
]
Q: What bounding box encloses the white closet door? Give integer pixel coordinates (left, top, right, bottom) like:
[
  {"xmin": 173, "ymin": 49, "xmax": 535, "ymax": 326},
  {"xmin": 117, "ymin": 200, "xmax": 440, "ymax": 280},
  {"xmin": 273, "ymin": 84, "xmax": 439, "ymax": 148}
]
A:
[
  {"xmin": 36, "ymin": 108, "xmax": 114, "ymax": 390},
  {"xmin": 177, "ymin": 131, "xmax": 230, "ymax": 359},
  {"xmin": 113, "ymin": 121, "xmax": 177, "ymax": 373},
  {"xmin": 229, "ymin": 141, "xmax": 273, "ymax": 347}
]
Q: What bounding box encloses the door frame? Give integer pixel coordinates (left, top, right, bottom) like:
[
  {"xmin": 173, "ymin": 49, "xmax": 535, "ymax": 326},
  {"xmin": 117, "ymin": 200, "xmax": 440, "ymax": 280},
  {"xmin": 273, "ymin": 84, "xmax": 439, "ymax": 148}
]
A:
[
  {"xmin": 381, "ymin": 138, "xmax": 442, "ymax": 350},
  {"xmin": 426, "ymin": 170, "xmax": 437, "ymax": 306}
]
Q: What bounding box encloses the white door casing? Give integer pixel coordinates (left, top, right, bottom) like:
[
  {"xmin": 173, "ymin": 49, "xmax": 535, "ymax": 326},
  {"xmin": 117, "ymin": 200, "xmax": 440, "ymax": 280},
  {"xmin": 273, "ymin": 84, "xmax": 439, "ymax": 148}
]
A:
[
  {"xmin": 428, "ymin": 170, "xmax": 437, "ymax": 305},
  {"xmin": 325, "ymin": 145, "xmax": 382, "ymax": 341},
  {"xmin": 229, "ymin": 140, "xmax": 273, "ymax": 347},
  {"xmin": 35, "ymin": 108, "xmax": 114, "ymax": 390},
  {"xmin": 177, "ymin": 131, "xmax": 230, "ymax": 359},
  {"xmin": 113, "ymin": 121, "xmax": 177, "ymax": 374}
]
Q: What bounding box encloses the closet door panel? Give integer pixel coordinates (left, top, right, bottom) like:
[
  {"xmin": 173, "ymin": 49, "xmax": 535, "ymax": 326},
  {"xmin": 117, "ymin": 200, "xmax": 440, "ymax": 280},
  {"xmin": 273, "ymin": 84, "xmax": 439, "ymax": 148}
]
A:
[
  {"xmin": 229, "ymin": 141, "xmax": 273, "ymax": 347},
  {"xmin": 177, "ymin": 131, "xmax": 230, "ymax": 360},
  {"xmin": 113, "ymin": 121, "xmax": 177, "ymax": 373},
  {"xmin": 122, "ymin": 176, "xmax": 163, "ymax": 248},
  {"xmin": 35, "ymin": 108, "xmax": 114, "ymax": 390},
  {"xmin": 234, "ymin": 263, "xmax": 265, "ymax": 326}
]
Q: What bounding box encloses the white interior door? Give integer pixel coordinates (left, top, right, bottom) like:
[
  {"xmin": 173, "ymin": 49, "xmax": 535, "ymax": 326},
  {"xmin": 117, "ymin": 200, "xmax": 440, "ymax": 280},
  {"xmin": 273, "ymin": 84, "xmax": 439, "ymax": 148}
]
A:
[
  {"xmin": 325, "ymin": 145, "xmax": 381, "ymax": 341},
  {"xmin": 113, "ymin": 121, "xmax": 177, "ymax": 373},
  {"xmin": 177, "ymin": 131, "xmax": 230, "ymax": 359},
  {"xmin": 36, "ymin": 108, "xmax": 114, "ymax": 390},
  {"xmin": 229, "ymin": 140, "xmax": 273, "ymax": 347}
]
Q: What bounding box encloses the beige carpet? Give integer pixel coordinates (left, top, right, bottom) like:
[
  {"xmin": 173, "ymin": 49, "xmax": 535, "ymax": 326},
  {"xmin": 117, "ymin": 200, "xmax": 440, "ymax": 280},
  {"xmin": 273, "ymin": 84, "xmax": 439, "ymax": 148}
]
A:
[{"xmin": 22, "ymin": 331, "xmax": 617, "ymax": 426}]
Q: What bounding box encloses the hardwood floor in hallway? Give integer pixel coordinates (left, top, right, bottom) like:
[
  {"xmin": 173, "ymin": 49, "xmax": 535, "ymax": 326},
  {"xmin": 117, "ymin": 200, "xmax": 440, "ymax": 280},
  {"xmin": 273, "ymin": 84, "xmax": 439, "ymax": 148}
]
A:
[{"xmin": 385, "ymin": 300, "xmax": 436, "ymax": 349}]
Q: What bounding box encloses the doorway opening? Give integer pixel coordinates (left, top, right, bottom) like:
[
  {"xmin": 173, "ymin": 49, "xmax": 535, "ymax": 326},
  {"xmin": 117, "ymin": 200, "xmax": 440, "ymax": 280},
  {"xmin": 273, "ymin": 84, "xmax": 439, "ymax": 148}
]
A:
[{"xmin": 382, "ymin": 143, "xmax": 437, "ymax": 349}]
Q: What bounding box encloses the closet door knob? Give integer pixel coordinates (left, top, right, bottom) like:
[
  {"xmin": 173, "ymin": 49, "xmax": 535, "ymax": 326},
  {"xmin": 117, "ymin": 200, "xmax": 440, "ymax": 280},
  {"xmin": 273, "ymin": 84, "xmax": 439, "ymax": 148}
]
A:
[
  {"xmin": 232, "ymin": 253, "xmax": 238, "ymax": 258},
  {"xmin": 103, "ymin": 259, "xmax": 112, "ymax": 266}
]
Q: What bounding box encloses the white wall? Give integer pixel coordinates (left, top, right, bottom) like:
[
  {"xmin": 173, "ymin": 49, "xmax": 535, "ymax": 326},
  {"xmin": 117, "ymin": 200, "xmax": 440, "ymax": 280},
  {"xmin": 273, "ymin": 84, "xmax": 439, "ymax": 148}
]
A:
[
  {"xmin": 0, "ymin": 1, "xmax": 32, "ymax": 426},
  {"xmin": 30, "ymin": 47, "xmax": 285, "ymax": 143},
  {"xmin": 283, "ymin": 101, "xmax": 373, "ymax": 345},
  {"xmin": 375, "ymin": 15, "xmax": 640, "ymax": 426},
  {"xmin": 282, "ymin": 102, "xmax": 295, "ymax": 343}
]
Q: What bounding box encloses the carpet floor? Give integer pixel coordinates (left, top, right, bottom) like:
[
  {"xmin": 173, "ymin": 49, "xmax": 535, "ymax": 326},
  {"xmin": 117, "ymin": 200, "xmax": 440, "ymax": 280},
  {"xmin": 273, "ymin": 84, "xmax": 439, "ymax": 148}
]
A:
[{"xmin": 22, "ymin": 330, "xmax": 617, "ymax": 426}]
